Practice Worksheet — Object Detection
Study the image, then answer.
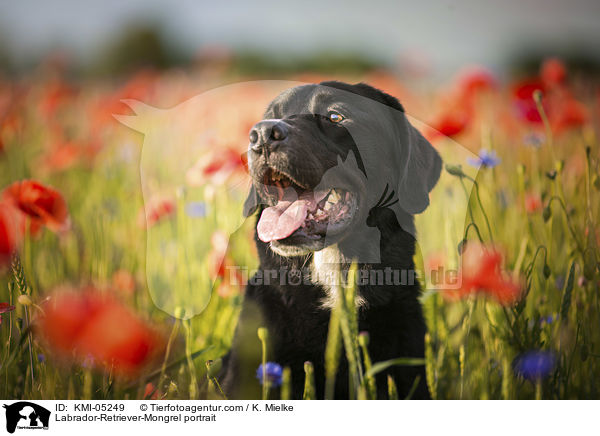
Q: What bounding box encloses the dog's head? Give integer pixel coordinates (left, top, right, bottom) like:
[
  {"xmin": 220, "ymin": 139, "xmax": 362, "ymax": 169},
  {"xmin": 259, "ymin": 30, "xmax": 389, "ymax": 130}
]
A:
[{"xmin": 244, "ymin": 81, "xmax": 442, "ymax": 257}]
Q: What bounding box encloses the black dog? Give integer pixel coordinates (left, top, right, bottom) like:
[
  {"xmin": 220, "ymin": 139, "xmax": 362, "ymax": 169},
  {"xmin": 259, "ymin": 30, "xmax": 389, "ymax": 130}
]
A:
[{"xmin": 220, "ymin": 81, "xmax": 441, "ymax": 399}]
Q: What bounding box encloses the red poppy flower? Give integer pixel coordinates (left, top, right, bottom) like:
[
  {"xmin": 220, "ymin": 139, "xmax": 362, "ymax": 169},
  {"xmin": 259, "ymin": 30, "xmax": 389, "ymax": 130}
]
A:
[
  {"xmin": 112, "ymin": 269, "xmax": 136, "ymax": 296},
  {"xmin": 512, "ymin": 79, "xmax": 546, "ymax": 124},
  {"xmin": 39, "ymin": 78, "xmax": 77, "ymax": 119},
  {"xmin": 456, "ymin": 66, "xmax": 497, "ymax": 100},
  {"xmin": 2, "ymin": 180, "xmax": 70, "ymax": 235},
  {"xmin": 551, "ymin": 97, "xmax": 587, "ymax": 133},
  {"xmin": 137, "ymin": 196, "xmax": 175, "ymax": 228},
  {"xmin": 37, "ymin": 289, "xmax": 163, "ymax": 376},
  {"xmin": 143, "ymin": 382, "xmax": 159, "ymax": 400},
  {"xmin": 448, "ymin": 243, "xmax": 522, "ymax": 305},
  {"xmin": 0, "ymin": 202, "xmax": 24, "ymax": 268},
  {"xmin": 428, "ymin": 110, "xmax": 471, "ymax": 140},
  {"xmin": 425, "ymin": 251, "xmax": 447, "ymax": 275},
  {"xmin": 186, "ymin": 147, "xmax": 248, "ymax": 187},
  {"xmin": 525, "ymin": 193, "xmax": 542, "ymax": 213},
  {"xmin": 540, "ymin": 58, "xmax": 566, "ymax": 88},
  {"xmin": 89, "ymin": 70, "xmax": 158, "ymax": 134},
  {"xmin": 39, "ymin": 137, "xmax": 101, "ymax": 174},
  {"xmin": 0, "ymin": 302, "xmax": 16, "ymax": 325}
]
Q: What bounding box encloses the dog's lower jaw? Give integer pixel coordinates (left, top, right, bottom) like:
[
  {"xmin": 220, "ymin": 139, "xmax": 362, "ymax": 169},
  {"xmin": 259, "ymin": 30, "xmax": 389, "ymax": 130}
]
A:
[{"xmin": 269, "ymin": 240, "xmax": 319, "ymax": 257}]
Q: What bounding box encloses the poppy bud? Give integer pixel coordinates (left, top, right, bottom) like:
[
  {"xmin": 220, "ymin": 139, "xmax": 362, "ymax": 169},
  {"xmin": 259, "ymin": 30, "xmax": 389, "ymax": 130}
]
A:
[
  {"xmin": 358, "ymin": 331, "xmax": 370, "ymax": 347},
  {"xmin": 445, "ymin": 164, "xmax": 465, "ymax": 177},
  {"xmin": 257, "ymin": 327, "xmax": 269, "ymax": 342},
  {"xmin": 543, "ymin": 264, "xmax": 551, "ymax": 279},
  {"xmin": 543, "ymin": 205, "xmax": 552, "ymax": 222},
  {"xmin": 545, "ymin": 170, "xmax": 557, "ymax": 180},
  {"xmin": 555, "ymin": 160, "xmax": 564, "ymax": 173},
  {"xmin": 457, "ymin": 239, "xmax": 468, "ymax": 255},
  {"xmin": 205, "ymin": 359, "xmax": 222, "ymax": 378}
]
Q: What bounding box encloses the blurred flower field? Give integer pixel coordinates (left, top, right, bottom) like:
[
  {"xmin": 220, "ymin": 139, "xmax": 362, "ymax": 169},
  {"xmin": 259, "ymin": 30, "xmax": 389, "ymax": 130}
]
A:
[{"xmin": 1, "ymin": 58, "xmax": 599, "ymax": 399}]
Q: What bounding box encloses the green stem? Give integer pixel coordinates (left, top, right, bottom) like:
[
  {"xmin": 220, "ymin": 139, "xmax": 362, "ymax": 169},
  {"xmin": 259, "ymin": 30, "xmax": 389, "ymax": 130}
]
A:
[
  {"xmin": 533, "ymin": 90, "xmax": 557, "ymax": 164},
  {"xmin": 23, "ymin": 306, "xmax": 35, "ymax": 389},
  {"xmin": 463, "ymin": 175, "xmax": 494, "ymax": 243},
  {"xmin": 183, "ymin": 319, "xmax": 198, "ymax": 399},
  {"xmin": 463, "ymin": 222, "xmax": 484, "ymax": 244},
  {"xmin": 303, "ymin": 361, "xmax": 315, "ymax": 400},
  {"xmin": 258, "ymin": 327, "xmax": 269, "ymax": 400},
  {"xmin": 524, "ymin": 246, "xmax": 548, "ymax": 279},
  {"xmin": 459, "ymin": 178, "xmax": 477, "ymax": 230},
  {"xmin": 547, "ymin": 196, "xmax": 584, "ymax": 254},
  {"xmin": 158, "ymin": 317, "xmax": 181, "ymax": 389},
  {"xmin": 11, "ymin": 253, "xmax": 34, "ymax": 388},
  {"xmin": 501, "ymin": 306, "xmax": 523, "ymax": 350}
]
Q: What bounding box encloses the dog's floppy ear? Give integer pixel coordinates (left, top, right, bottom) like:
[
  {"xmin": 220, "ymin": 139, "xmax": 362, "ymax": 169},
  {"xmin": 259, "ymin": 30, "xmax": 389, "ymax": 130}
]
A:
[
  {"xmin": 243, "ymin": 184, "xmax": 260, "ymax": 217},
  {"xmin": 397, "ymin": 117, "xmax": 442, "ymax": 214}
]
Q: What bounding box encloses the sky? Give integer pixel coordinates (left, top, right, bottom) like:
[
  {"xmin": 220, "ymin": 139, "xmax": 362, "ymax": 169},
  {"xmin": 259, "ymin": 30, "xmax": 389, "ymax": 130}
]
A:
[{"xmin": 1, "ymin": 0, "xmax": 599, "ymax": 73}]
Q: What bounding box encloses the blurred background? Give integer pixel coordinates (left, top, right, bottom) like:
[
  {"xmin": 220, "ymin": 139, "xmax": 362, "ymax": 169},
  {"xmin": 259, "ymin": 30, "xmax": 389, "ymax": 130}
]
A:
[{"xmin": 1, "ymin": 0, "xmax": 600, "ymax": 79}]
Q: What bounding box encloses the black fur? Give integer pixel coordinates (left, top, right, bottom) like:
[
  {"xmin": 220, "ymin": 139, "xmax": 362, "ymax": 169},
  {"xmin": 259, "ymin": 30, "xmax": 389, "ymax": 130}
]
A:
[{"xmin": 220, "ymin": 81, "xmax": 440, "ymax": 399}]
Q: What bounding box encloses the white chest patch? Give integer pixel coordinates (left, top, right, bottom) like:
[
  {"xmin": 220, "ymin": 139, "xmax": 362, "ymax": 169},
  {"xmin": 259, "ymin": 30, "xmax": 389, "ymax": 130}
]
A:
[{"xmin": 311, "ymin": 245, "xmax": 365, "ymax": 309}]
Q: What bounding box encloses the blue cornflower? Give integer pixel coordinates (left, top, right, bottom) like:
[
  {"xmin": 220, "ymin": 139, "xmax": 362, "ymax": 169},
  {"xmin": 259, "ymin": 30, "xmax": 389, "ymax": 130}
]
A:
[
  {"xmin": 37, "ymin": 354, "xmax": 46, "ymax": 363},
  {"xmin": 541, "ymin": 314, "xmax": 557, "ymax": 324},
  {"xmin": 512, "ymin": 351, "xmax": 556, "ymax": 381},
  {"xmin": 523, "ymin": 132, "xmax": 545, "ymax": 148},
  {"xmin": 256, "ymin": 362, "xmax": 283, "ymax": 387},
  {"xmin": 467, "ymin": 149, "xmax": 501, "ymax": 168},
  {"xmin": 185, "ymin": 201, "xmax": 207, "ymax": 218}
]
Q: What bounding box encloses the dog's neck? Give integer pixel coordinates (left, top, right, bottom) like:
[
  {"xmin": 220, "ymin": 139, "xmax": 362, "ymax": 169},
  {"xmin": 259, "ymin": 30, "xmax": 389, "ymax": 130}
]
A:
[{"xmin": 253, "ymin": 209, "xmax": 419, "ymax": 309}]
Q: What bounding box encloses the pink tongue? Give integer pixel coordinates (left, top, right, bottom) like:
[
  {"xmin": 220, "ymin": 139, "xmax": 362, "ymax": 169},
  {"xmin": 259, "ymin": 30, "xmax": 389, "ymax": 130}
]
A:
[{"xmin": 257, "ymin": 190, "xmax": 327, "ymax": 243}]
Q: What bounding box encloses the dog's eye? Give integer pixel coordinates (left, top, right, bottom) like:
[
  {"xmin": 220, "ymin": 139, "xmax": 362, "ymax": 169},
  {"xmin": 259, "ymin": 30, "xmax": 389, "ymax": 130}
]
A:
[{"xmin": 328, "ymin": 112, "xmax": 344, "ymax": 123}]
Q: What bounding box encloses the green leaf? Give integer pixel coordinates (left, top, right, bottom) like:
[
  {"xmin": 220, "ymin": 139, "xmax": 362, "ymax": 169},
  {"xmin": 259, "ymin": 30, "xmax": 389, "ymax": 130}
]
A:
[
  {"xmin": 560, "ymin": 261, "xmax": 576, "ymax": 320},
  {"xmin": 363, "ymin": 357, "xmax": 426, "ymax": 379}
]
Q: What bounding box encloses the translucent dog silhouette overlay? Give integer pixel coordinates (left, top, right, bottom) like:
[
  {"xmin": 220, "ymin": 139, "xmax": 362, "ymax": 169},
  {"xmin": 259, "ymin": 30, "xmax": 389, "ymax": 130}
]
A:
[{"xmin": 115, "ymin": 80, "xmax": 479, "ymax": 319}]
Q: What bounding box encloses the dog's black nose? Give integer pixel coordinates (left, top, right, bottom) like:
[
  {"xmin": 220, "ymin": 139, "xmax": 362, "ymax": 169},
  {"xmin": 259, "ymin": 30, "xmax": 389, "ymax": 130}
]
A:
[{"xmin": 249, "ymin": 120, "xmax": 288, "ymax": 153}]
